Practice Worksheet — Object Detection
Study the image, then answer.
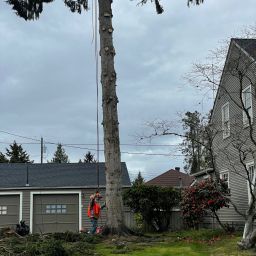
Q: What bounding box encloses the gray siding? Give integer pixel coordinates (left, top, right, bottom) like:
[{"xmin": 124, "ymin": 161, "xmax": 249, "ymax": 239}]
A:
[
  {"xmin": 211, "ymin": 41, "xmax": 256, "ymax": 227},
  {"xmin": 22, "ymin": 190, "xmax": 30, "ymax": 226}
]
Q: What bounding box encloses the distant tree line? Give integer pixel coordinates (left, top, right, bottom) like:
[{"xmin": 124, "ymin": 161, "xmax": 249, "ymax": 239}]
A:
[{"xmin": 0, "ymin": 141, "xmax": 96, "ymax": 163}]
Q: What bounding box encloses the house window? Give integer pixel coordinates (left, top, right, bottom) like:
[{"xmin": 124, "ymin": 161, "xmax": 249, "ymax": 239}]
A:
[
  {"xmin": 222, "ymin": 102, "xmax": 230, "ymax": 138},
  {"xmin": 220, "ymin": 171, "xmax": 229, "ymax": 188},
  {"xmin": 46, "ymin": 204, "xmax": 67, "ymax": 214},
  {"xmin": 247, "ymin": 163, "xmax": 255, "ymax": 203},
  {"xmin": 242, "ymin": 85, "xmax": 253, "ymax": 126},
  {"xmin": 0, "ymin": 206, "xmax": 7, "ymax": 215}
]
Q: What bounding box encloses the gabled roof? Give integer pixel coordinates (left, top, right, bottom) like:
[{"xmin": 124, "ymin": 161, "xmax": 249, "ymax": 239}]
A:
[
  {"xmin": 0, "ymin": 163, "xmax": 131, "ymax": 189},
  {"xmin": 211, "ymin": 38, "xmax": 256, "ymax": 122},
  {"xmin": 146, "ymin": 168, "xmax": 193, "ymax": 188},
  {"xmin": 233, "ymin": 38, "xmax": 256, "ymax": 60}
]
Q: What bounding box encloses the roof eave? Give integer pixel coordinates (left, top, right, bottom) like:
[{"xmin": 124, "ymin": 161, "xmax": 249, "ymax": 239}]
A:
[
  {"xmin": 0, "ymin": 185, "xmax": 131, "ymax": 191},
  {"xmin": 190, "ymin": 168, "xmax": 214, "ymax": 177}
]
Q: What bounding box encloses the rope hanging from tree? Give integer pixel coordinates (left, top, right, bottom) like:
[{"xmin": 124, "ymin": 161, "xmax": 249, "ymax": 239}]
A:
[{"xmin": 93, "ymin": 0, "xmax": 100, "ymax": 189}]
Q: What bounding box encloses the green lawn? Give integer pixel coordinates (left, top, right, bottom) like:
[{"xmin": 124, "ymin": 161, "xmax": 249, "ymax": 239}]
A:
[{"xmin": 96, "ymin": 230, "xmax": 256, "ymax": 256}]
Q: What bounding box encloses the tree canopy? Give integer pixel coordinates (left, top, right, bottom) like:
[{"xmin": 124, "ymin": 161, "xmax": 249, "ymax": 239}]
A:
[
  {"xmin": 181, "ymin": 111, "xmax": 212, "ymax": 174},
  {"xmin": 50, "ymin": 144, "xmax": 69, "ymax": 163},
  {"xmin": 132, "ymin": 172, "xmax": 145, "ymax": 186},
  {"xmin": 6, "ymin": 0, "xmax": 204, "ymax": 21},
  {"xmin": 0, "ymin": 152, "xmax": 8, "ymax": 163},
  {"xmin": 80, "ymin": 151, "xmax": 97, "ymax": 163},
  {"xmin": 6, "ymin": 141, "xmax": 32, "ymax": 163},
  {"xmin": 181, "ymin": 178, "xmax": 230, "ymax": 231},
  {"xmin": 123, "ymin": 183, "xmax": 180, "ymax": 232}
]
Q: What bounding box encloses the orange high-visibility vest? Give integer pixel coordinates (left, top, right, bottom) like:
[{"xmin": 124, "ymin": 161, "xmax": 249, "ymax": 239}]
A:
[{"xmin": 87, "ymin": 203, "xmax": 101, "ymax": 219}]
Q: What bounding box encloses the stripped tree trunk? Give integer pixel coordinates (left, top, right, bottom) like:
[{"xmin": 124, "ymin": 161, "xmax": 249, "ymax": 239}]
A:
[{"xmin": 98, "ymin": 0, "xmax": 124, "ymax": 234}]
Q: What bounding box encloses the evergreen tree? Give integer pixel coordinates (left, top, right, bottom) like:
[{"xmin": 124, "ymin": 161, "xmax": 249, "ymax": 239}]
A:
[
  {"xmin": 133, "ymin": 172, "xmax": 145, "ymax": 186},
  {"xmin": 181, "ymin": 111, "xmax": 212, "ymax": 174},
  {"xmin": 83, "ymin": 151, "xmax": 96, "ymax": 163},
  {"xmin": 6, "ymin": 141, "xmax": 31, "ymax": 163},
  {"xmin": 0, "ymin": 152, "xmax": 8, "ymax": 163},
  {"xmin": 51, "ymin": 144, "xmax": 69, "ymax": 163},
  {"xmin": 181, "ymin": 111, "xmax": 202, "ymax": 174}
]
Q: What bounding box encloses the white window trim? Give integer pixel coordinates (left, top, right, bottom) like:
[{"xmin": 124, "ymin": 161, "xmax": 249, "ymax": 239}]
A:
[
  {"xmin": 220, "ymin": 170, "xmax": 229, "ymax": 188},
  {"xmin": 221, "ymin": 102, "xmax": 230, "ymax": 139},
  {"xmin": 30, "ymin": 190, "xmax": 82, "ymax": 234},
  {"xmin": 0, "ymin": 192, "xmax": 23, "ymax": 221},
  {"xmin": 246, "ymin": 161, "xmax": 255, "ymax": 205},
  {"xmin": 242, "ymin": 85, "xmax": 253, "ymax": 127}
]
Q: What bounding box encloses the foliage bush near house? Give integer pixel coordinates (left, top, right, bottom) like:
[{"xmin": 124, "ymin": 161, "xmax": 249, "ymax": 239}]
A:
[
  {"xmin": 123, "ymin": 184, "xmax": 180, "ymax": 232},
  {"xmin": 181, "ymin": 178, "xmax": 230, "ymax": 230}
]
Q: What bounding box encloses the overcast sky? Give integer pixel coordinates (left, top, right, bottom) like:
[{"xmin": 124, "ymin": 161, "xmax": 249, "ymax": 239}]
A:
[{"xmin": 0, "ymin": 0, "xmax": 255, "ymax": 181}]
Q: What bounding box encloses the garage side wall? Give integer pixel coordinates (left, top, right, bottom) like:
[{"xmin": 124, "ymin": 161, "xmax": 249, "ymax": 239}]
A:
[{"xmin": 22, "ymin": 190, "xmax": 30, "ymax": 226}]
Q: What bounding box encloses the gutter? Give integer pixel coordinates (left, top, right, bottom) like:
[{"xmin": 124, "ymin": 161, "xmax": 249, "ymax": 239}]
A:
[
  {"xmin": 190, "ymin": 168, "xmax": 214, "ymax": 178},
  {"xmin": 0, "ymin": 185, "xmax": 132, "ymax": 191}
]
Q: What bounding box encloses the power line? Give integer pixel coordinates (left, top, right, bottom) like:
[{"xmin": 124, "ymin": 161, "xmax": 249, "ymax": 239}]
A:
[
  {"xmin": 0, "ymin": 130, "xmax": 40, "ymax": 142},
  {"xmin": 0, "ymin": 131, "xmax": 181, "ymax": 147},
  {"xmin": 0, "ymin": 131, "xmax": 184, "ymax": 157},
  {"xmin": 0, "ymin": 141, "xmax": 180, "ymax": 147},
  {"xmin": 50, "ymin": 144, "xmax": 183, "ymax": 157},
  {"xmin": 0, "ymin": 141, "xmax": 40, "ymax": 145},
  {"xmin": 63, "ymin": 143, "xmax": 180, "ymax": 147}
]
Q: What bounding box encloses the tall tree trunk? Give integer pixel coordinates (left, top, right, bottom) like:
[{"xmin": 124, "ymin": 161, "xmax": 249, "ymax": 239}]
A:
[{"xmin": 98, "ymin": 0, "xmax": 124, "ymax": 234}]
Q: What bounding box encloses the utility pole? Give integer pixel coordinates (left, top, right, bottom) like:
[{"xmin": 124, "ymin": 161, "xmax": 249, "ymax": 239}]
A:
[{"xmin": 41, "ymin": 137, "xmax": 43, "ymax": 164}]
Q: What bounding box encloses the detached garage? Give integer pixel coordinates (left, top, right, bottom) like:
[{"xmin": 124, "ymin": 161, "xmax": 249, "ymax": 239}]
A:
[
  {"xmin": 0, "ymin": 163, "xmax": 131, "ymax": 234},
  {"xmin": 32, "ymin": 193, "xmax": 80, "ymax": 233},
  {"xmin": 0, "ymin": 193, "xmax": 22, "ymax": 229}
]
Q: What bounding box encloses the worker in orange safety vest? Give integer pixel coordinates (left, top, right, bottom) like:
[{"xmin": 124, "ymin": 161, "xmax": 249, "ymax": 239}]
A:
[{"xmin": 87, "ymin": 192, "xmax": 105, "ymax": 234}]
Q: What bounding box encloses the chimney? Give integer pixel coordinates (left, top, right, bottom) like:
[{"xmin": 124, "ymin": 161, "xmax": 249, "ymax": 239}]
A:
[{"xmin": 175, "ymin": 167, "xmax": 180, "ymax": 172}]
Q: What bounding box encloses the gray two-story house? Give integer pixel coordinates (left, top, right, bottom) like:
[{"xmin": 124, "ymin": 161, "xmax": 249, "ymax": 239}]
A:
[{"xmin": 211, "ymin": 38, "xmax": 256, "ymax": 229}]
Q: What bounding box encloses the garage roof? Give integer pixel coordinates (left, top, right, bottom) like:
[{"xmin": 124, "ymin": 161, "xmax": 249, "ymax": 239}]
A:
[{"xmin": 0, "ymin": 163, "xmax": 131, "ymax": 188}]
